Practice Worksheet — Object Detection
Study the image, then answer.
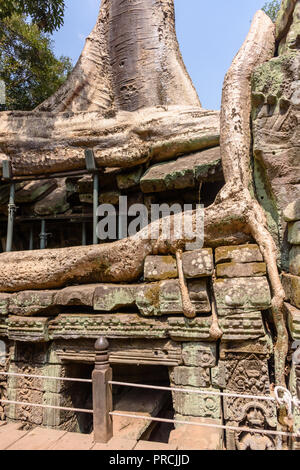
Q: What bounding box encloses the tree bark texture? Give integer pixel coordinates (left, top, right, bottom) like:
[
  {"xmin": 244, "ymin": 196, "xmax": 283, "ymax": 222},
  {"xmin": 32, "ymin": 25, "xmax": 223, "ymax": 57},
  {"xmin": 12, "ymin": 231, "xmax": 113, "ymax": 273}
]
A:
[{"xmin": 0, "ymin": 0, "xmax": 216, "ymax": 177}]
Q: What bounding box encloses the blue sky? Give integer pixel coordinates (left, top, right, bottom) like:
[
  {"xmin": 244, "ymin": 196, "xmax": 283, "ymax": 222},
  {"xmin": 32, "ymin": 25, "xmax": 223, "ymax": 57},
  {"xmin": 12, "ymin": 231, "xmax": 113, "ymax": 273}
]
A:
[{"xmin": 52, "ymin": 0, "xmax": 268, "ymax": 110}]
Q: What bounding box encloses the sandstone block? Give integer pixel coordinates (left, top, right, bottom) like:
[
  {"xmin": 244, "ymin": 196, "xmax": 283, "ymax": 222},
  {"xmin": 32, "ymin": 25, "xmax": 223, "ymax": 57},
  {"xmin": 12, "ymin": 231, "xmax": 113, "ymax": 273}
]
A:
[
  {"xmin": 114, "ymin": 388, "xmax": 167, "ymax": 440},
  {"xmin": 168, "ymin": 317, "xmax": 212, "ymax": 342},
  {"xmin": 0, "ymin": 293, "xmax": 10, "ymax": 315},
  {"xmin": 213, "ymin": 277, "xmax": 271, "ymax": 314},
  {"xmin": 285, "ymin": 302, "xmax": 300, "ymax": 341},
  {"xmin": 55, "ymin": 284, "xmax": 96, "ymax": 307},
  {"xmin": 158, "ymin": 280, "xmax": 182, "ymax": 314},
  {"xmin": 135, "ymin": 283, "xmax": 160, "ymax": 316},
  {"xmin": 159, "ymin": 279, "xmax": 210, "ymax": 315},
  {"xmin": 182, "ymin": 249, "xmax": 213, "ymax": 278},
  {"xmin": 6, "ymin": 388, "xmax": 44, "ymax": 425},
  {"xmin": 215, "ymin": 244, "xmax": 263, "ymax": 264},
  {"xmin": 34, "ymin": 180, "xmax": 69, "ymax": 216},
  {"xmin": 216, "ymin": 262, "xmax": 266, "ymax": 278},
  {"xmin": 219, "ymin": 312, "xmax": 266, "ymax": 341},
  {"xmin": 15, "ymin": 180, "xmax": 57, "ymax": 204},
  {"xmin": 117, "ymin": 167, "xmax": 143, "ymax": 190},
  {"xmin": 288, "ymin": 221, "xmax": 300, "ymax": 245},
  {"xmin": 98, "ymin": 191, "xmax": 120, "ymax": 205},
  {"xmin": 136, "ymin": 279, "xmax": 210, "ymax": 316},
  {"xmin": 283, "ymin": 199, "xmax": 300, "ymax": 222},
  {"xmin": 289, "ymin": 246, "xmax": 300, "ymax": 276},
  {"xmin": 140, "ymin": 147, "xmax": 222, "ymax": 193},
  {"xmin": 0, "ymin": 318, "xmax": 7, "ymax": 337},
  {"xmin": 144, "ymin": 255, "xmax": 178, "ymax": 281},
  {"xmin": 172, "ymin": 387, "xmax": 221, "ymax": 418},
  {"xmin": 211, "ymin": 367, "xmax": 221, "ymax": 389},
  {"xmin": 48, "ymin": 314, "xmax": 169, "ymax": 340},
  {"xmin": 171, "ymin": 366, "xmax": 210, "ymax": 388},
  {"xmin": 94, "ymin": 284, "xmax": 136, "ymax": 311},
  {"xmin": 169, "ymin": 417, "xmax": 223, "ymax": 450},
  {"xmin": 9, "ymin": 290, "xmax": 58, "ymax": 316},
  {"xmin": 7, "ymin": 316, "xmax": 49, "ymax": 342},
  {"xmin": 282, "ymin": 273, "xmax": 300, "ymax": 309},
  {"xmin": 182, "ymin": 342, "xmax": 216, "ymax": 367}
]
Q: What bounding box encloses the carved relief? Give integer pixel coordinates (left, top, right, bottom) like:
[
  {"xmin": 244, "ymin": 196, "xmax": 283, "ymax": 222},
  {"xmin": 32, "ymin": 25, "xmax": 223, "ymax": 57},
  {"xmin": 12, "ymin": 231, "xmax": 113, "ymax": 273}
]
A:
[{"xmin": 222, "ymin": 352, "xmax": 277, "ymax": 450}]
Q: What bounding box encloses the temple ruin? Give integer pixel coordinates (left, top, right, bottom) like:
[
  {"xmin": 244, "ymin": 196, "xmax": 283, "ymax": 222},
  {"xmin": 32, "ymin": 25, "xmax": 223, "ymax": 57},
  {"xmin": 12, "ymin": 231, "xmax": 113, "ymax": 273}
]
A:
[{"xmin": 0, "ymin": 0, "xmax": 299, "ymax": 450}]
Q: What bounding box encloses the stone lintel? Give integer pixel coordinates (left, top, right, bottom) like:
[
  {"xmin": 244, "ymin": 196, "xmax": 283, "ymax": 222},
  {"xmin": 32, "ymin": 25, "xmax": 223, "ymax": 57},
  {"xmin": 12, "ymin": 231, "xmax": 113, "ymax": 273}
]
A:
[{"xmin": 213, "ymin": 277, "xmax": 271, "ymax": 315}]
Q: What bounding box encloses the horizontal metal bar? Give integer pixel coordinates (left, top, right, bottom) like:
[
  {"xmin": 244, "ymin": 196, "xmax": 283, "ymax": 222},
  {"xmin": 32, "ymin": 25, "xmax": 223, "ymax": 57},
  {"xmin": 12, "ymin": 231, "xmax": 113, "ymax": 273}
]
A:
[
  {"xmin": 109, "ymin": 381, "xmax": 276, "ymax": 402},
  {"xmin": 0, "ymin": 399, "xmax": 93, "ymax": 414},
  {"xmin": 110, "ymin": 412, "xmax": 299, "ymax": 438},
  {"xmin": 0, "ymin": 372, "xmax": 92, "ymax": 384},
  {"xmin": 2, "ymin": 169, "xmax": 91, "ymax": 183}
]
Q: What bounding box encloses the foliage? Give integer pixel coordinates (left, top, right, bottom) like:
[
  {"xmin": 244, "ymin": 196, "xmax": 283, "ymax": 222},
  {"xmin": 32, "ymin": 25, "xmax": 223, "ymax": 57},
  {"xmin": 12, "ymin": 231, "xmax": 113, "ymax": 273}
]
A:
[
  {"xmin": 0, "ymin": 14, "xmax": 72, "ymax": 110},
  {"xmin": 0, "ymin": 0, "xmax": 65, "ymax": 34},
  {"xmin": 262, "ymin": 0, "xmax": 281, "ymax": 22}
]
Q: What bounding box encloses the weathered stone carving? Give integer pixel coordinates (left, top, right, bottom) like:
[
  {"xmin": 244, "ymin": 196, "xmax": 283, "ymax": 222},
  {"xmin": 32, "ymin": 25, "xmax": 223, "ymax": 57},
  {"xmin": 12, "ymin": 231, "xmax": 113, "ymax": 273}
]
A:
[
  {"xmin": 182, "ymin": 342, "xmax": 217, "ymax": 368},
  {"xmin": 221, "ymin": 352, "xmax": 277, "ymax": 450},
  {"xmin": 213, "ymin": 277, "xmax": 271, "ymax": 315}
]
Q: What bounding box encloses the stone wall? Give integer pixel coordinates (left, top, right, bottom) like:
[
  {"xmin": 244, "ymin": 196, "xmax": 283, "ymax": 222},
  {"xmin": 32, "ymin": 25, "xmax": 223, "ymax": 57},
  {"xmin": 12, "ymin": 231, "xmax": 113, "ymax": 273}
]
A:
[{"xmin": 0, "ymin": 242, "xmax": 284, "ymax": 449}]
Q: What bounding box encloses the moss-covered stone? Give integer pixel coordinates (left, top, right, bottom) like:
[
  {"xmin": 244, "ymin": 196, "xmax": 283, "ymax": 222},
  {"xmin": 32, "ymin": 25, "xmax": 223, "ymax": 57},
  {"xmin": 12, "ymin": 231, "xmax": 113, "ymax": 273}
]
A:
[
  {"xmin": 172, "ymin": 386, "xmax": 221, "ymax": 418},
  {"xmin": 98, "ymin": 191, "xmax": 120, "ymax": 205},
  {"xmin": 55, "ymin": 285, "xmax": 96, "ymax": 307},
  {"xmin": 282, "ymin": 273, "xmax": 300, "ymax": 308},
  {"xmin": 288, "ymin": 221, "xmax": 300, "ymax": 244},
  {"xmin": 9, "ymin": 291, "xmax": 58, "ymax": 316},
  {"xmin": 182, "ymin": 248, "xmax": 213, "ymax": 278},
  {"xmin": 94, "ymin": 284, "xmax": 137, "ymax": 312},
  {"xmin": 170, "ymin": 366, "xmax": 211, "ymax": 388},
  {"xmin": 0, "ymin": 294, "xmax": 10, "ymax": 316},
  {"xmin": 140, "ymin": 147, "xmax": 222, "ymax": 193},
  {"xmin": 289, "ymin": 246, "xmax": 300, "ymax": 275},
  {"xmin": 34, "ymin": 180, "xmax": 70, "ymax": 216},
  {"xmin": 213, "ymin": 277, "xmax": 271, "ymax": 315},
  {"xmin": 15, "ymin": 180, "xmax": 57, "ymax": 204},
  {"xmin": 144, "ymin": 255, "xmax": 178, "ymax": 281},
  {"xmin": 277, "ymin": 0, "xmax": 300, "ymax": 54},
  {"xmin": 284, "ymin": 199, "xmax": 300, "ymax": 222},
  {"xmin": 285, "ymin": 302, "xmax": 300, "ymax": 341},
  {"xmin": 182, "ymin": 342, "xmax": 217, "ymax": 367},
  {"xmin": 215, "ymin": 244, "xmax": 263, "ymax": 264},
  {"xmin": 216, "ymin": 262, "xmax": 267, "ymax": 278},
  {"xmin": 117, "ymin": 167, "xmax": 143, "ymax": 190}
]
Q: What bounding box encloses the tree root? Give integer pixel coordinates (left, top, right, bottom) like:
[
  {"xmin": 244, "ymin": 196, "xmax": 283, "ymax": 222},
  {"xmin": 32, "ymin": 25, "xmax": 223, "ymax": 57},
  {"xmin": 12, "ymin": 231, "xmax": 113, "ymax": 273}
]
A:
[{"xmin": 175, "ymin": 249, "xmax": 196, "ymax": 319}]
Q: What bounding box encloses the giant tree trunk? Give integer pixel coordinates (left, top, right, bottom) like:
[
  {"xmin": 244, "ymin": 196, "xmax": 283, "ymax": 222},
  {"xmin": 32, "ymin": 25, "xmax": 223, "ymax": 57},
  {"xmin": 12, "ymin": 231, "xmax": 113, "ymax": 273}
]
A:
[
  {"xmin": 0, "ymin": 0, "xmax": 221, "ymax": 177},
  {"xmin": 38, "ymin": 0, "xmax": 200, "ymax": 113}
]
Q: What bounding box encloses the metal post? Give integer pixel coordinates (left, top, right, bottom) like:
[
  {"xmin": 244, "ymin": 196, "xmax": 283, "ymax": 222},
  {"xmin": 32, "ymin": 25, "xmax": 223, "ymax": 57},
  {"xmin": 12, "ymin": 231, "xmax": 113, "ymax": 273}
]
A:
[
  {"xmin": 40, "ymin": 219, "xmax": 47, "ymax": 249},
  {"xmin": 29, "ymin": 226, "xmax": 34, "ymax": 250},
  {"xmin": 6, "ymin": 183, "xmax": 16, "ymax": 252},
  {"xmin": 82, "ymin": 221, "xmax": 87, "ymax": 246},
  {"xmin": 93, "ymin": 173, "xmax": 99, "ymax": 245},
  {"xmin": 92, "ymin": 337, "xmax": 113, "ymax": 443}
]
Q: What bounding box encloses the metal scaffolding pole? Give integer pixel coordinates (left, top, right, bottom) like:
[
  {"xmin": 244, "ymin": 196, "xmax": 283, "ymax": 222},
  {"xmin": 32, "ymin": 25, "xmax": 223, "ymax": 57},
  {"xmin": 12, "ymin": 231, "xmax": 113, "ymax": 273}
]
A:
[
  {"xmin": 85, "ymin": 149, "xmax": 99, "ymax": 246},
  {"xmin": 6, "ymin": 183, "xmax": 16, "ymax": 252},
  {"xmin": 29, "ymin": 226, "xmax": 34, "ymax": 250},
  {"xmin": 93, "ymin": 173, "xmax": 99, "ymax": 245},
  {"xmin": 40, "ymin": 219, "xmax": 47, "ymax": 250},
  {"xmin": 82, "ymin": 221, "xmax": 87, "ymax": 246}
]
